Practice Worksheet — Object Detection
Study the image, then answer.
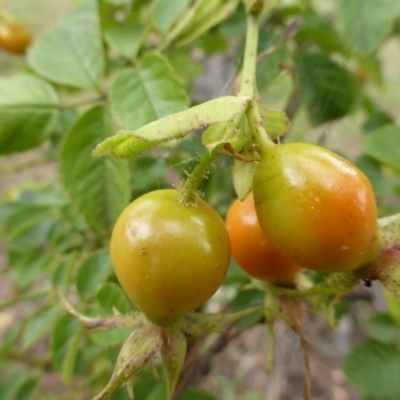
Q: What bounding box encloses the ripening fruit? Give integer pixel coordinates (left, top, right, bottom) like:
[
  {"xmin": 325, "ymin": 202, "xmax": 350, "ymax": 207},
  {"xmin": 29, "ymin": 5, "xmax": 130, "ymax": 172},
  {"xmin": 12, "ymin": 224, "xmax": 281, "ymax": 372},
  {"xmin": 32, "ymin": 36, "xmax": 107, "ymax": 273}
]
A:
[
  {"xmin": 110, "ymin": 189, "xmax": 231, "ymax": 327},
  {"xmin": 226, "ymin": 192, "xmax": 301, "ymax": 283},
  {"xmin": 253, "ymin": 143, "xmax": 379, "ymax": 273},
  {"xmin": 0, "ymin": 24, "xmax": 32, "ymax": 54}
]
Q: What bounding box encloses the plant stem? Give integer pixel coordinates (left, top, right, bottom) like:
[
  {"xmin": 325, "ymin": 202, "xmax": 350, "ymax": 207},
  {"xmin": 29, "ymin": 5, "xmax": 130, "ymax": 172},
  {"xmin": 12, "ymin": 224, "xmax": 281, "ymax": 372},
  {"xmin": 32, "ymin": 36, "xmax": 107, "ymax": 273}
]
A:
[
  {"xmin": 238, "ymin": 13, "xmax": 274, "ymax": 156},
  {"xmin": 238, "ymin": 14, "xmax": 260, "ymax": 98},
  {"xmin": 178, "ymin": 144, "xmax": 223, "ymax": 204}
]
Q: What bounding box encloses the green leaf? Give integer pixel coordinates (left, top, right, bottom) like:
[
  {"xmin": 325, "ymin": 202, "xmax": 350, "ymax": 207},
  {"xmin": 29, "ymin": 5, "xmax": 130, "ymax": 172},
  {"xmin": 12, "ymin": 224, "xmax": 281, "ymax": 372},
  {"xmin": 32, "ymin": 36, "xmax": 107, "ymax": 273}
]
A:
[
  {"xmin": 344, "ymin": 340, "xmax": 400, "ymax": 398},
  {"xmin": 92, "ymin": 327, "xmax": 132, "ymax": 346},
  {"xmin": 76, "ymin": 249, "xmax": 112, "ymax": 299},
  {"xmin": 2, "ymin": 204, "xmax": 54, "ymax": 247},
  {"xmin": 22, "ymin": 305, "xmax": 61, "ymax": 350},
  {"xmin": 151, "ymin": 0, "xmax": 189, "ymax": 33},
  {"xmin": 365, "ymin": 313, "xmax": 399, "ymax": 343},
  {"xmin": 335, "ymin": 0, "xmax": 400, "ymax": 54},
  {"xmin": 103, "ymin": 0, "xmax": 132, "ymax": 6},
  {"xmin": 362, "ymin": 125, "xmax": 400, "ymax": 171},
  {"xmin": 97, "ymin": 282, "xmax": 132, "ymax": 314},
  {"xmin": 103, "ymin": 20, "xmax": 147, "ymax": 59},
  {"xmin": 52, "ymin": 314, "xmax": 81, "ymax": 384},
  {"xmin": 110, "ymin": 54, "xmax": 189, "ymax": 130},
  {"xmin": 0, "ymin": 371, "xmax": 29, "ymax": 400},
  {"xmin": 295, "ymin": 16, "xmax": 348, "ymax": 54},
  {"xmin": 0, "ymin": 75, "xmax": 59, "ymax": 154},
  {"xmin": 94, "ymin": 96, "xmax": 250, "ymax": 158},
  {"xmin": 60, "ymin": 106, "xmax": 130, "ymax": 233},
  {"xmin": 257, "ymin": 31, "xmax": 290, "ymax": 91},
  {"xmin": 52, "ymin": 255, "xmax": 76, "ymax": 293},
  {"xmin": 15, "ymin": 377, "xmax": 40, "ymax": 400},
  {"xmin": 295, "ymin": 52, "xmax": 357, "ymax": 125},
  {"xmin": 27, "ymin": 1, "xmax": 104, "ymax": 89}
]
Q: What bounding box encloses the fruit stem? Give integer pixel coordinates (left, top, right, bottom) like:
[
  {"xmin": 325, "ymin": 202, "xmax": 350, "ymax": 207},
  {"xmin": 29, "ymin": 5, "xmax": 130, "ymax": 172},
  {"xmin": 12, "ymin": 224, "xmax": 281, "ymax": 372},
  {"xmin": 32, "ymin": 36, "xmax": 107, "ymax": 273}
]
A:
[
  {"xmin": 238, "ymin": 13, "xmax": 259, "ymax": 98},
  {"xmin": 178, "ymin": 144, "xmax": 223, "ymax": 204},
  {"xmin": 238, "ymin": 13, "xmax": 274, "ymax": 156}
]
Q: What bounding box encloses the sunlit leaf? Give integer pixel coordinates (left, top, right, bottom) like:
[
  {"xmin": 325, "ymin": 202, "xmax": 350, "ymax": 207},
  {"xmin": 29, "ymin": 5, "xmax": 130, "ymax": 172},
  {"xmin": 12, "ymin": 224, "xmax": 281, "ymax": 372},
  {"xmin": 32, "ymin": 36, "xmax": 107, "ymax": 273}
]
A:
[
  {"xmin": 28, "ymin": 1, "xmax": 104, "ymax": 89},
  {"xmin": 110, "ymin": 54, "xmax": 189, "ymax": 130}
]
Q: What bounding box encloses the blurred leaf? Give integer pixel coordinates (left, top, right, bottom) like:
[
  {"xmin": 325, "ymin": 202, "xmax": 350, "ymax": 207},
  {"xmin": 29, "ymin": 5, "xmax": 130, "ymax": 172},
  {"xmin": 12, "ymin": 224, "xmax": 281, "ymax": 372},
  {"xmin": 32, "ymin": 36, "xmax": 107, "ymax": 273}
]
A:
[
  {"xmin": 52, "ymin": 314, "xmax": 81, "ymax": 384},
  {"xmin": 0, "ymin": 371, "xmax": 29, "ymax": 400},
  {"xmin": 77, "ymin": 249, "xmax": 112, "ymax": 299},
  {"xmin": 15, "ymin": 377, "xmax": 39, "ymax": 400},
  {"xmin": 166, "ymin": 47, "xmax": 204, "ymax": 90},
  {"xmin": 2, "ymin": 204, "xmax": 54, "ymax": 246},
  {"xmin": 362, "ymin": 112, "xmax": 394, "ymax": 133},
  {"xmin": 344, "ymin": 339, "xmax": 400, "ymax": 398},
  {"xmin": 295, "ymin": 16, "xmax": 348, "ymax": 54},
  {"xmin": 384, "ymin": 289, "xmax": 400, "ymax": 325},
  {"xmin": 180, "ymin": 388, "xmax": 219, "ymax": 400},
  {"xmin": 11, "ymin": 250, "xmax": 53, "ymax": 290},
  {"xmin": 164, "ymin": 0, "xmax": 239, "ymax": 47},
  {"xmin": 92, "ymin": 327, "xmax": 132, "ymax": 346},
  {"xmin": 103, "ymin": 20, "xmax": 147, "ymax": 59},
  {"xmin": 52, "ymin": 255, "xmax": 76, "ymax": 293},
  {"xmin": 103, "ymin": 0, "xmax": 132, "ymax": 4},
  {"xmin": 129, "ymin": 155, "xmax": 168, "ymax": 195},
  {"xmin": 94, "ymin": 96, "xmax": 250, "ymax": 158},
  {"xmin": 28, "ymin": 1, "xmax": 105, "ymax": 89},
  {"xmin": 127, "ymin": 366, "xmax": 162, "ymax": 399},
  {"xmin": 60, "ymin": 106, "xmax": 130, "ymax": 234},
  {"xmin": 97, "ymin": 282, "xmax": 132, "ymax": 314},
  {"xmin": 197, "ymin": 30, "xmax": 229, "ymax": 55},
  {"xmin": 22, "ymin": 305, "xmax": 61, "ymax": 350},
  {"xmin": 365, "ymin": 313, "xmax": 399, "ymax": 343},
  {"xmin": 335, "ymin": 0, "xmax": 400, "ymax": 54},
  {"xmin": 257, "ymin": 32, "xmax": 290, "ymax": 91},
  {"xmin": 151, "ymin": 0, "xmax": 189, "ymax": 33},
  {"xmin": 295, "ymin": 52, "xmax": 357, "ymax": 125},
  {"xmin": 362, "ymin": 125, "xmax": 400, "ymax": 171},
  {"xmin": 0, "ymin": 75, "xmax": 59, "ymax": 154},
  {"xmin": 110, "ymin": 54, "xmax": 188, "ymax": 130}
]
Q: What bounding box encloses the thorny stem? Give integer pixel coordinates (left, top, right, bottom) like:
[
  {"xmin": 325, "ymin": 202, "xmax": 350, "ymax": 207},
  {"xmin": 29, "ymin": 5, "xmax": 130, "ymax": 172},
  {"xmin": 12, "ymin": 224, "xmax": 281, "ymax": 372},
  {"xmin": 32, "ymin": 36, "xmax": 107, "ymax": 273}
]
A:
[{"xmin": 178, "ymin": 144, "xmax": 223, "ymax": 204}]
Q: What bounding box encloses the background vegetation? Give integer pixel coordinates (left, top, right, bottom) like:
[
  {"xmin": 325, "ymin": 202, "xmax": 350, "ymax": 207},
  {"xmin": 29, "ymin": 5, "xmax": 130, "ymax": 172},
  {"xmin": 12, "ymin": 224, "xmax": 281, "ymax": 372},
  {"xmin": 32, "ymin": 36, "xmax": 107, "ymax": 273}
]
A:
[{"xmin": 1, "ymin": 0, "xmax": 400, "ymax": 399}]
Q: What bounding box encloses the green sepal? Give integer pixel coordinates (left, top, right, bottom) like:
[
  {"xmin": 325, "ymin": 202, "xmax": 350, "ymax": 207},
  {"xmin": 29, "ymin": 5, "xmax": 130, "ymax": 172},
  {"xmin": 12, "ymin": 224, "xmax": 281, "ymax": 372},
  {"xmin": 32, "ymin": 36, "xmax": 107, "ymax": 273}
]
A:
[
  {"xmin": 161, "ymin": 324, "xmax": 187, "ymax": 400},
  {"xmin": 93, "ymin": 319, "xmax": 163, "ymax": 400},
  {"xmin": 259, "ymin": 106, "xmax": 290, "ymax": 140}
]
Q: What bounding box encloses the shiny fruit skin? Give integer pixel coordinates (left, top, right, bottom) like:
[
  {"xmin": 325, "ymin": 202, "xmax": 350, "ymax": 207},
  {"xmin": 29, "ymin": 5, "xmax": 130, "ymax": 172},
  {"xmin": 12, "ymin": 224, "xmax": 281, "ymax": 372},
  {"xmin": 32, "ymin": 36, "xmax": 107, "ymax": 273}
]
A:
[
  {"xmin": 253, "ymin": 143, "xmax": 379, "ymax": 273},
  {"xmin": 0, "ymin": 24, "xmax": 32, "ymax": 54},
  {"xmin": 226, "ymin": 192, "xmax": 301, "ymax": 283},
  {"xmin": 110, "ymin": 189, "xmax": 231, "ymax": 327}
]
